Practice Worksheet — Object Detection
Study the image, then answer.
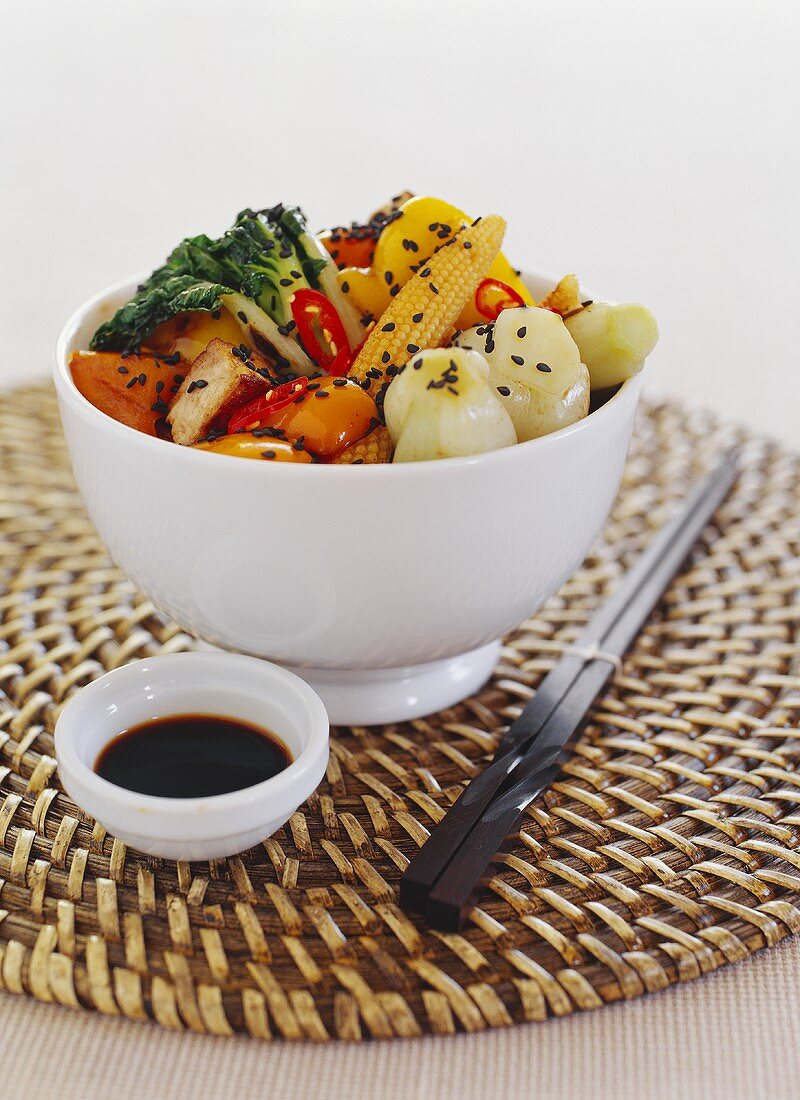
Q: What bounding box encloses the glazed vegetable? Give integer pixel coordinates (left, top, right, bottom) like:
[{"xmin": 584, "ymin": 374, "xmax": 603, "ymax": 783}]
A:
[
  {"xmin": 319, "ymin": 191, "xmax": 413, "ymax": 271},
  {"xmin": 255, "ymin": 376, "xmax": 379, "ymax": 457},
  {"xmin": 337, "ymin": 196, "xmax": 532, "ymax": 330},
  {"xmin": 227, "ymin": 377, "xmax": 309, "ymax": 433},
  {"xmin": 69, "ymin": 350, "xmax": 183, "ymax": 437},
  {"xmin": 347, "ymin": 215, "xmax": 506, "ymax": 403},
  {"xmin": 384, "ymin": 348, "xmax": 516, "ymax": 462},
  {"xmin": 564, "ymin": 301, "xmax": 659, "ymax": 390},
  {"xmin": 193, "ymin": 433, "xmax": 313, "ymax": 463},
  {"xmin": 455, "ymin": 306, "xmax": 590, "ymax": 441},
  {"xmin": 332, "ymin": 425, "xmax": 394, "ymax": 464},
  {"xmin": 145, "ymin": 309, "xmax": 245, "ymax": 364},
  {"xmin": 90, "ymin": 205, "xmax": 361, "ymax": 373}
]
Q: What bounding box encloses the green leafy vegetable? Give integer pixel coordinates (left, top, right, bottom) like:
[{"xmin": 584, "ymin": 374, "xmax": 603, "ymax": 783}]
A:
[
  {"xmin": 90, "ymin": 204, "xmax": 330, "ymax": 354},
  {"xmin": 90, "ymin": 275, "xmax": 230, "ymax": 353}
]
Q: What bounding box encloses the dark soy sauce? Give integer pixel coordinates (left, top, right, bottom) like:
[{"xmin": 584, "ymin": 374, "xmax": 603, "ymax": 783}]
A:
[{"xmin": 95, "ymin": 714, "xmax": 292, "ymax": 798}]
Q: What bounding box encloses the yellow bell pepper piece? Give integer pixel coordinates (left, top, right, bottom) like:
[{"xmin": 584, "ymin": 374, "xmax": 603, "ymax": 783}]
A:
[{"xmin": 338, "ymin": 196, "xmax": 533, "ymax": 331}]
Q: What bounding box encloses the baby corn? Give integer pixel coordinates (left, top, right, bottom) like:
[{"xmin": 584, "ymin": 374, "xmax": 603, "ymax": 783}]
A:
[
  {"xmin": 347, "ymin": 215, "xmax": 506, "ymax": 404},
  {"xmin": 332, "ymin": 425, "xmax": 393, "ymax": 464}
]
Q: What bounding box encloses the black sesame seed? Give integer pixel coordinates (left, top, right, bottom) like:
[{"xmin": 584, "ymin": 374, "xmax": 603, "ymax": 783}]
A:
[
  {"xmin": 413, "ymin": 358, "xmax": 423, "ymax": 370},
  {"xmin": 429, "ymin": 283, "xmax": 439, "ymax": 294},
  {"xmin": 497, "ymin": 386, "xmax": 511, "ymax": 396},
  {"xmin": 138, "ymin": 373, "xmax": 147, "ymax": 386},
  {"xmin": 381, "ymin": 322, "xmax": 396, "ymax": 332},
  {"xmin": 511, "ymin": 355, "xmax": 525, "ymax": 366},
  {"xmin": 420, "ymin": 267, "xmax": 431, "ymax": 278},
  {"xmin": 389, "ymin": 284, "xmax": 400, "ymax": 297},
  {"xmin": 412, "ymin": 312, "xmax": 424, "ymax": 323},
  {"xmin": 212, "ymin": 310, "xmax": 222, "ymax": 320},
  {"xmin": 581, "ymin": 300, "xmax": 593, "ymax": 308},
  {"xmin": 381, "ymin": 351, "xmax": 391, "ymax": 364},
  {"xmin": 536, "ymin": 362, "xmax": 552, "ymax": 373},
  {"xmin": 262, "ymin": 451, "xmax": 276, "ymax": 460},
  {"xmin": 174, "ymin": 374, "xmax": 185, "ymax": 384},
  {"xmin": 332, "ymin": 377, "xmax": 348, "ymax": 387},
  {"xmin": 117, "ymin": 366, "xmax": 129, "ymax": 375},
  {"xmin": 406, "ymin": 343, "xmax": 419, "ymax": 354},
  {"xmin": 307, "ymin": 381, "xmax": 321, "ymax": 391},
  {"xmin": 516, "ymin": 326, "xmax": 527, "ymax": 338},
  {"xmin": 125, "ymin": 378, "xmax": 137, "ymax": 389},
  {"xmin": 384, "ymin": 271, "xmax": 393, "ymax": 285},
  {"xmin": 155, "ymin": 380, "xmax": 164, "ymax": 393},
  {"xmin": 315, "ymin": 390, "xmax": 330, "ymax": 398},
  {"xmin": 237, "ymin": 311, "xmax": 248, "ymax": 323},
  {"xmin": 428, "ymin": 222, "xmax": 439, "ymax": 231},
  {"xmin": 341, "ymin": 281, "xmax": 350, "ymax": 293},
  {"xmin": 186, "ymin": 381, "xmax": 196, "ymax": 394},
  {"xmin": 463, "ymin": 241, "xmax": 472, "ymax": 249},
  {"xmin": 194, "ymin": 379, "xmax": 208, "ymax": 389}
]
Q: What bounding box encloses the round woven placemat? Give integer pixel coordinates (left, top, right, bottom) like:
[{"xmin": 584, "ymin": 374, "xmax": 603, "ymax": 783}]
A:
[{"xmin": 0, "ymin": 383, "xmax": 799, "ymax": 1041}]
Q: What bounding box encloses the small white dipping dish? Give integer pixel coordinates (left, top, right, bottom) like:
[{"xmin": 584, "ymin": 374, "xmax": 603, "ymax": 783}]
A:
[{"xmin": 54, "ymin": 652, "xmax": 329, "ymax": 861}]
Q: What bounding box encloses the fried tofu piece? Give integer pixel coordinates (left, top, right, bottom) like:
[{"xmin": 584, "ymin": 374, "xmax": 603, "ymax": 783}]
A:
[
  {"xmin": 167, "ymin": 339, "xmax": 272, "ymax": 445},
  {"xmin": 69, "ymin": 350, "xmax": 182, "ymax": 437}
]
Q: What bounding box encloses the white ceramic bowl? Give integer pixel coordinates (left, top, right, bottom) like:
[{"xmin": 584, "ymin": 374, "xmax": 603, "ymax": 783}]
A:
[
  {"xmin": 55, "ymin": 274, "xmax": 641, "ymax": 725},
  {"xmin": 54, "ymin": 652, "xmax": 330, "ymax": 860}
]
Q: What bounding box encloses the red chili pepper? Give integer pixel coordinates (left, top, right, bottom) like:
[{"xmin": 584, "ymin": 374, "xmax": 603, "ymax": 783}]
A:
[
  {"xmin": 291, "ymin": 288, "xmax": 351, "ymax": 372},
  {"xmin": 327, "ymin": 346, "xmax": 353, "ymax": 377},
  {"xmin": 474, "ymin": 278, "xmax": 526, "ymax": 321},
  {"xmin": 228, "ymin": 376, "xmax": 309, "ymax": 433}
]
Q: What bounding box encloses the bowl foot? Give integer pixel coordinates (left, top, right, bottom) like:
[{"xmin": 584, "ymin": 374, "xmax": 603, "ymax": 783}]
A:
[{"xmin": 286, "ymin": 641, "xmax": 502, "ymax": 726}]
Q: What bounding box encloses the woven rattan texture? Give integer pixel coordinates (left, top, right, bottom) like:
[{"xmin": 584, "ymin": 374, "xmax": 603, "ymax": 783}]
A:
[{"xmin": 0, "ymin": 384, "xmax": 799, "ymax": 1041}]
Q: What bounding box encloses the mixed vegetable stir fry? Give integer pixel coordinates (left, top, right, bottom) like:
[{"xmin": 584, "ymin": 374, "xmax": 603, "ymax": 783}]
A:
[{"xmin": 71, "ymin": 194, "xmax": 658, "ymax": 463}]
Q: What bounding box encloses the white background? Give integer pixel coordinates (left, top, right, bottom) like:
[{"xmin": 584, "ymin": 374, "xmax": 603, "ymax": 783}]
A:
[{"xmin": 1, "ymin": 2, "xmax": 799, "ymax": 1097}]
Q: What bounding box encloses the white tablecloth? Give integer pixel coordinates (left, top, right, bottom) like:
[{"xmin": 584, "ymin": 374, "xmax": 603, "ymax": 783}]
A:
[
  {"xmin": 2, "ymin": 937, "xmax": 800, "ymax": 1100},
  {"xmin": 1, "ymin": 1, "xmax": 798, "ymax": 1096}
]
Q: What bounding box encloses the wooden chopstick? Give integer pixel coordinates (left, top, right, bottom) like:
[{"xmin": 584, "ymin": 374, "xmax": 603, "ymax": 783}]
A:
[{"xmin": 400, "ymin": 447, "xmax": 741, "ymax": 927}]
